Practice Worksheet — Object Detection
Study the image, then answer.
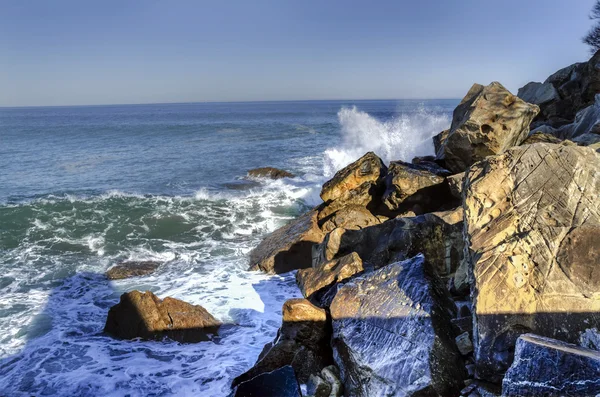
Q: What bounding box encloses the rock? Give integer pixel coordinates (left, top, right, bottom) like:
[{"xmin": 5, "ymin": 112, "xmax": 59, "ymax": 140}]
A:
[
  {"xmin": 249, "ymin": 209, "xmax": 324, "ymax": 274},
  {"xmin": 433, "ymin": 129, "xmax": 450, "ymax": 158},
  {"xmin": 435, "ymin": 82, "xmax": 539, "ymax": 173},
  {"xmin": 502, "ymin": 334, "xmax": 600, "ymax": 397},
  {"xmin": 447, "ymin": 172, "xmax": 465, "ymax": 199},
  {"xmin": 307, "ymin": 374, "xmax": 332, "ymax": 397},
  {"xmin": 247, "ymin": 167, "xmax": 295, "ymax": 179},
  {"xmin": 232, "ymin": 299, "xmax": 332, "ymax": 387},
  {"xmin": 330, "ymin": 254, "xmax": 465, "ymax": 397},
  {"xmin": 463, "ymin": 143, "xmax": 600, "ymax": 381},
  {"xmin": 320, "ymin": 152, "xmax": 387, "ymax": 204},
  {"xmin": 316, "ymin": 208, "xmax": 465, "ymax": 280},
  {"xmin": 296, "ymin": 252, "xmax": 364, "ymax": 303},
  {"xmin": 573, "ymin": 132, "xmax": 600, "ymax": 148},
  {"xmin": 520, "ymin": 131, "xmax": 563, "ymax": 145},
  {"xmin": 555, "ymin": 94, "xmax": 600, "ymax": 139},
  {"xmin": 317, "ymin": 182, "xmax": 383, "ymax": 221},
  {"xmin": 321, "ymin": 366, "xmax": 343, "ymax": 397},
  {"xmin": 104, "ymin": 290, "xmax": 221, "ymax": 343},
  {"xmin": 319, "ymin": 205, "xmax": 380, "ymax": 233},
  {"xmin": 233, "ymin": 365, "xmax": 301, "ymax": 397},
  {"xmin": 456, "ymin": 332, "xmax": 474, "ymax": 356},
  {"xmin": 105, "ymin": 261, "xmax": 160, "ymax": 280},
  {"xmin": 517, "ymin": 82, "xmax": 560, "ymax": 105},
  {"xmin": 382, "ymin": 159, "xmax": 453, "ymax": 213}
]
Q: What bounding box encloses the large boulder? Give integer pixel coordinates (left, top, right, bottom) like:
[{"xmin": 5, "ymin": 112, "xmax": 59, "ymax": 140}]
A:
[
  {"xmin": 319, "ymin": 205, "xmax": 380, "ymax": 233},
  {"xmin": 381, "ymin": 160, "xmax": 453, "ymax": 214},
  {"xmin": 315, "ymin": 208, "xmax": 465, "ymax": 280},
  {"xmin": 249, "ymin": 209, "xmax": 324, "ymax": 274},
  {"xmin": 296, "ymin": 252, "xmax": 364, "ymax": 304},
  {"xmin": 463, "ymin": 143, "xmax": 600, "ymax": 381},
  {"xmin": 106, "ymin": 261, "xmax": 160, "ymax": 280},
  {"xmin": 104, "ymin": 291, "xmax": 221, "ymax": 343},
  {"xmin": 517, "ymin": 82, "xmax": 560, "ymax": 106},
  {"xmin": 435, "ymin": 82, "xmax": 539, "ymax": 173},
  {"xmin": 330, "ymin": 254, "xmax": 465, "ymax": 397},
  {"xmin": 247, "ymin": 167, "xmax": 295, "ymax": 179},
  {"xmin": 233, "ymin": 365, "xmax": 301, "ymax": 397},
  {"xmin": 232, "ymin": 299, "xmax": 332, "ymax": 387},
  {"xmin": 320, "ymin": 152, "xmax": 387, "ymax": 204},
  {"xmin": 502, "ymin": 334, "xmax": 600, "ymax": 397}
]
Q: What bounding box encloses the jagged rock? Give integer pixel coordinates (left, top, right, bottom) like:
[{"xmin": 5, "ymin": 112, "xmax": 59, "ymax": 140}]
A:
[
  {"xmin": 330, "ymin": 254, "xmax": 465, "ymax": 397},
  {"xmin": 247, "ymin": 167, "xmax": 295, "ymax": 179},
  {"xmin": 456, "ymin": 332, "xmax": 474, "ymax": 356},
  {"xmin": 317, "ymin": 182, "xmax": 383, "ymax": 221},
  {"xmin": 435, "ymin": 82, "xmax": 539, "ymax": 173},
  {"xmin": 433, "ymin": 129, "xmax": 450, "ymax": 158},
  {"xmin": 502, "ymin": 334, "xmax": 600, "ymax": 397},
  {"xmin": 382, "ymin": 159, "xmax": 453, "ymax": 213},
  {"xmin": 105, "ymin": 261, "xmax": 160, "ymax": 280},
  {"xmin": 463, "ymin": 143, "xmax": 600, "ymax": 381},
  {"xmin": 555, "ymin": 94, "xmax": 600, "ymax": 139},
  {"xmin": 233, "ymin": 365, "xmax": 301, "ymax": 397},
  {"xmin": 232, "ymin": 299, "xmax": 332, "ymax": 387},
  {"xmin": 320, "ymin": 152, "xmax": 387, "ymax": 204},
  {"xmin": 461, "ymin": 380, "xmax": 501, "ymax": 397},
  {"xmin": 296, "ymin": 252, "xmax": 364, "ymax": 303},
  {"xmin": 249, "ymin": 209, "xmax": 324, "ymax": 274},
  {"xmin": 517, "ymin": 82, "xmax": 560, "ymax": 105},
  {"xmin": 316, "ymin": 208, "xmax": 465, "ymax": 280},
  {"xmin": 520, "ymin": 131, "xmax": 563, "ymax": 145},
  {"xmin": 321, "ymin": 366, "xmax": 343, "ymax": 397},
  {"xmin": 104, "ymin": 291, "xmax": 221, "ymax": 342},
  {"xmin": 447, "ymin": 172, "xmax": 465, "ymax": 199},
  {"xmin": 319, "ymin": 205, "xmax": 380, "ymax": 233},
  {"xmin": 307, "ymin": 374, "xmax": 332, "ymax": 397}
]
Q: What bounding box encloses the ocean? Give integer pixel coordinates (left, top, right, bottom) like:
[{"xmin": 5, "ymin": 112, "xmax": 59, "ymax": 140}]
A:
[{"xmin": 0, "ymin": 99, "xmax": 457, "ymax": 396}]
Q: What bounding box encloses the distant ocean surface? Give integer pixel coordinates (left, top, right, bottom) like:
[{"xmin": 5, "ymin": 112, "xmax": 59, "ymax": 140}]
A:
[{"xmin": 0, "ymin": 100, "xmax": 457, "ymax": 396}]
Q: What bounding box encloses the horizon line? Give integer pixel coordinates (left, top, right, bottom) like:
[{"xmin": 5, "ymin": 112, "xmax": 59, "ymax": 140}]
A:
[{"xmin": 0, "ymin": 97, "xmax": 462, "ymax": 110}]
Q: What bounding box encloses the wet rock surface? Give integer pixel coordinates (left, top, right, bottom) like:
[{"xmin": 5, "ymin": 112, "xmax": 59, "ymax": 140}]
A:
[
  {"xmin": 247, "ymin": 167, "xmax": 295, "ymax": 179},
  {"xmin": 105, "ymin": 261, "xmax": 161, "ymax": 280},
  {"xmin": 233, "ymin": 365, "xmax": 301, "ymax": 397}
]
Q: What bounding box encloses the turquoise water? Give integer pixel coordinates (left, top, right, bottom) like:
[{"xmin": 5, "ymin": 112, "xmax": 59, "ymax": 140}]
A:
[{"xmin": 0, "ymin": 100, "xmax": 456, "ymax": 396}]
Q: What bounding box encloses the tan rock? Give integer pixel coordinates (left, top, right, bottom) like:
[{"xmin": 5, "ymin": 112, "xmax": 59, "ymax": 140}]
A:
[
  {"xmin": 319, "ymin": 205, "xmax": 380, "ymax": 233},
  {"xmin": 463, "ymin": 143, "xmax": 600, "ymax": 381},
  {"xmin": 436, "ymin": 82, "xmax": 540, "ymax": 173},
  {"xmin": 317, "ymin": 182, "xmax": 381, "ymax": 221},
  {"xmin": 104, "ymin": 291, "xmax": 221, "ymax": 342},
  {"xmin": 105, "ymin": 261, "xmax": 160, "ymax": 280},
  {"xmin": 520, "ymin": 131, "xmax": 563, "ymax": 145},
  {"xmin": 447, "ymin": 172, "xmax": 465, "ymax": 199},
  {"xmin": 249, "ymin": 209, "xmax": 324, "ymax": 274}
]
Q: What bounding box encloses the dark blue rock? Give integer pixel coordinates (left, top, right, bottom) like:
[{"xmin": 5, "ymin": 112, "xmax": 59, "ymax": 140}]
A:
[
  {"xmin": 233, "ymin": 365, "xmax": 301, "ymax": 397},
  {"xmin": 502, "ymin": 334, "xmax": 600, "ymax": 396}
]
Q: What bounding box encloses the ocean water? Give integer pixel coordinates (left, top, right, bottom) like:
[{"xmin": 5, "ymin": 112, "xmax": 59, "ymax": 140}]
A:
[{"xmin": 0, "ymin": 99, "xmax": 456, "ymax": 396}]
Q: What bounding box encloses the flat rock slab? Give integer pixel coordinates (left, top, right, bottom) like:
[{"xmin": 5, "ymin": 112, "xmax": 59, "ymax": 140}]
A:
[
  {"xmin": 330, "ymin": 254, "xmax": 464, "ymax": 397},
  {"xmin": 247, "ymin": 167, "xmax": 295, "ymax": 179},
  {"xmin": 106, "ymin": 261, "xmax": 161, "ymax": 280},
  {"xmin": 233, "ymin": 365, "xmax": 301, "ymax": 397},
  {"xmin": 502, "ymin": 334, "xmax": 600, "ymax": 396}
]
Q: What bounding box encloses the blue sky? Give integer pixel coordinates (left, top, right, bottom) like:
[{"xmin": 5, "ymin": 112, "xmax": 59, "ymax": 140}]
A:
[{"xmin": 0, "ymin": 0, "xmax": 596, "ymax": 106}]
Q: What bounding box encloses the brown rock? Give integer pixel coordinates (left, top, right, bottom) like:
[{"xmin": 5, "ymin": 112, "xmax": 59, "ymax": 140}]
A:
[
  {"xmin": 247, "ymin": 167, "xmax": 295, "ymax": 179},
  {"xmin": 520, "ymin": 131, "xmax": 563, "ymax": 145},
  {"xmin": 463, "ymin": 143, "xmax": 600, "ymax": 381},
  {"xmin": 319, "ymin": 205, "xmax": 380, "ymax": 233},
  {"xmin": 320, "ymin": 152, "xmax": 387, "ymax": 203},
  {"xmin": 296, "ymin": 252, "xmax": 364, "ymax": 302},
  {"xmin": 104, "ymin": 290, "xmax": 221, "ymax": 343},
  {"xmin": 436, "ymin": 82, "xmax": 540, "ymax": 173},
  {"xmin": 249, "ymin": 209, "xmax": 325, "ymax": 274},
  {"xmin": 106, "ymin": 261, "xmax": 160, "ymax": 280},
  {"xmin": 447, "ymin": 172, "xmax": 465, "ymax": 199},
  {"xmin": 317, "ymin": 182, "xmax": 382, "ymax": 221}
]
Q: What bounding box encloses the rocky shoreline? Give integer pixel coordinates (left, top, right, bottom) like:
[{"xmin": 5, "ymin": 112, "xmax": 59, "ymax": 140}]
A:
[{"xmin": 105, "ymin": 51, "xmax": 600, "ymax": 396}]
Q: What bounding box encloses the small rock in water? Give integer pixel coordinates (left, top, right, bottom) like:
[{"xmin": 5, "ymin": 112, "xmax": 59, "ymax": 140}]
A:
[
  {"xmin": 105, "ymin": 261, "xmax": 160, "ymax": 280},
  {"xmin": 247, "ymin": 167, "xmax": 295, "ymax": 179},
  {"xmin": 104, "ymin": 290, "xmax": 221, "ymax": 343}
]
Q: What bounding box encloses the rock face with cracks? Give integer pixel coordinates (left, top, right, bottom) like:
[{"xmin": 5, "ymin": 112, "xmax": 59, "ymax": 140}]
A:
[
  {"xmin": 463, "ymin": 143, "xmax": 600, "ymax": 381},
  {"xmin": 329, "ymin": 254, "xmax": 465, "ymax": 397}
]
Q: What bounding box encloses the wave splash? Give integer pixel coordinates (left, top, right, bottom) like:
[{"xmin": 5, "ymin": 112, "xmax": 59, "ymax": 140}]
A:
[{"xmin": 323, "ymin": 105, "xmax": 451, "ymax": 176}]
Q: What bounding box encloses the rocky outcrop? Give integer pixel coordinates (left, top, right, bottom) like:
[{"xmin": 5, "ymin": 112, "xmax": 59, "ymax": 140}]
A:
[
  {"xmin": 233, "ymin": 365, "xmax": 301, "ymax": 397},
  {"xmin": 319, "ymin": 205, "xmax": 380, "ymax": 233},
  {"xmin": 519, "ymin": 131, "xmax": 563, "ymax": 146},
  {"xmin": 382, "ymin": 159, "xmax": 453, "ymax": 214},
  {"xmin": 502, "ymin": 334, "xmax": 600, "ymax": 397},
  {"xmin": 435, "ymin": 82, "xmax": 539, "ymax": 173},
  {"xmin": 105, "ymin": 261, "xmax": 160, "ymax": 280},
  {"xmin": 247, "ymin": 167, "xmax": 295, "ymax": 179},
  {"xmin": 330, "ymin": 254, "xmax": 465, "ymax": 397},
  {"xmin": 249, "ymin": 209, "xmax": 324, "ymax": 274},
  {"xmin": 296, "ymin": 252, "xmax": 364, "ymax": 304},
  {"xmin": 104, "ymin": 291, "xmax": 221, "ymax": 342},
  {"xmin": 463, "ymin": 143, "xmax": 600, "ymax": 381},
  {"xmin": 316, "ymin": 208, "xmax": 465, "ymax": 280},
  {"xmin": 320, "ymin": 152, "xmax": 387, "ymax": 204},
  {"xmin": 232, "ymin": 299, "xmax": 333, "ymax": 387}
]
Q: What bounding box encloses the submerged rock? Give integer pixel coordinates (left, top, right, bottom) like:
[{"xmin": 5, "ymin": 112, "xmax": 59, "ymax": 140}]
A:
[
  {"xmin": 463, "ymin": 143, "xmax": 600, "ymax": 381},
  {"xmin": 502, "ymin": 334, "xmax": 600, "ymax": 397},
  {"xmin": 232, "ymin": 299, "xmax": 332, "ymax": 387},
  {"xmin": 435, "ymin": 82, "xmax": 539, "ymax": 173},
  {"xmin": 330, "ymin": 254, "xmax": 465, "ymax": 397},
  {"xmin": 249, "ymin": 209, "xmax": 324, "ymax": 274},
  {"xmin": 247, "ymin": 167, "xmax": 295, "ymax": 179},
  {"xmin": 105, "ymin": 261, "xmax": 161, "ymax": 280},
  {"xmin": 233, "ymin": 365, "xmax": 301, "ymax": 397},
  {"xmin": 104, "ymin": 290, "xmax": 221, "ymax": 342}
]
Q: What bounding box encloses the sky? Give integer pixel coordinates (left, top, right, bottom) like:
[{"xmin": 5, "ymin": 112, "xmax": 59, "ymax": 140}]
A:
[{"xmin": 0, "ymin": 0, "xmax": 596, "ymax": 107}]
